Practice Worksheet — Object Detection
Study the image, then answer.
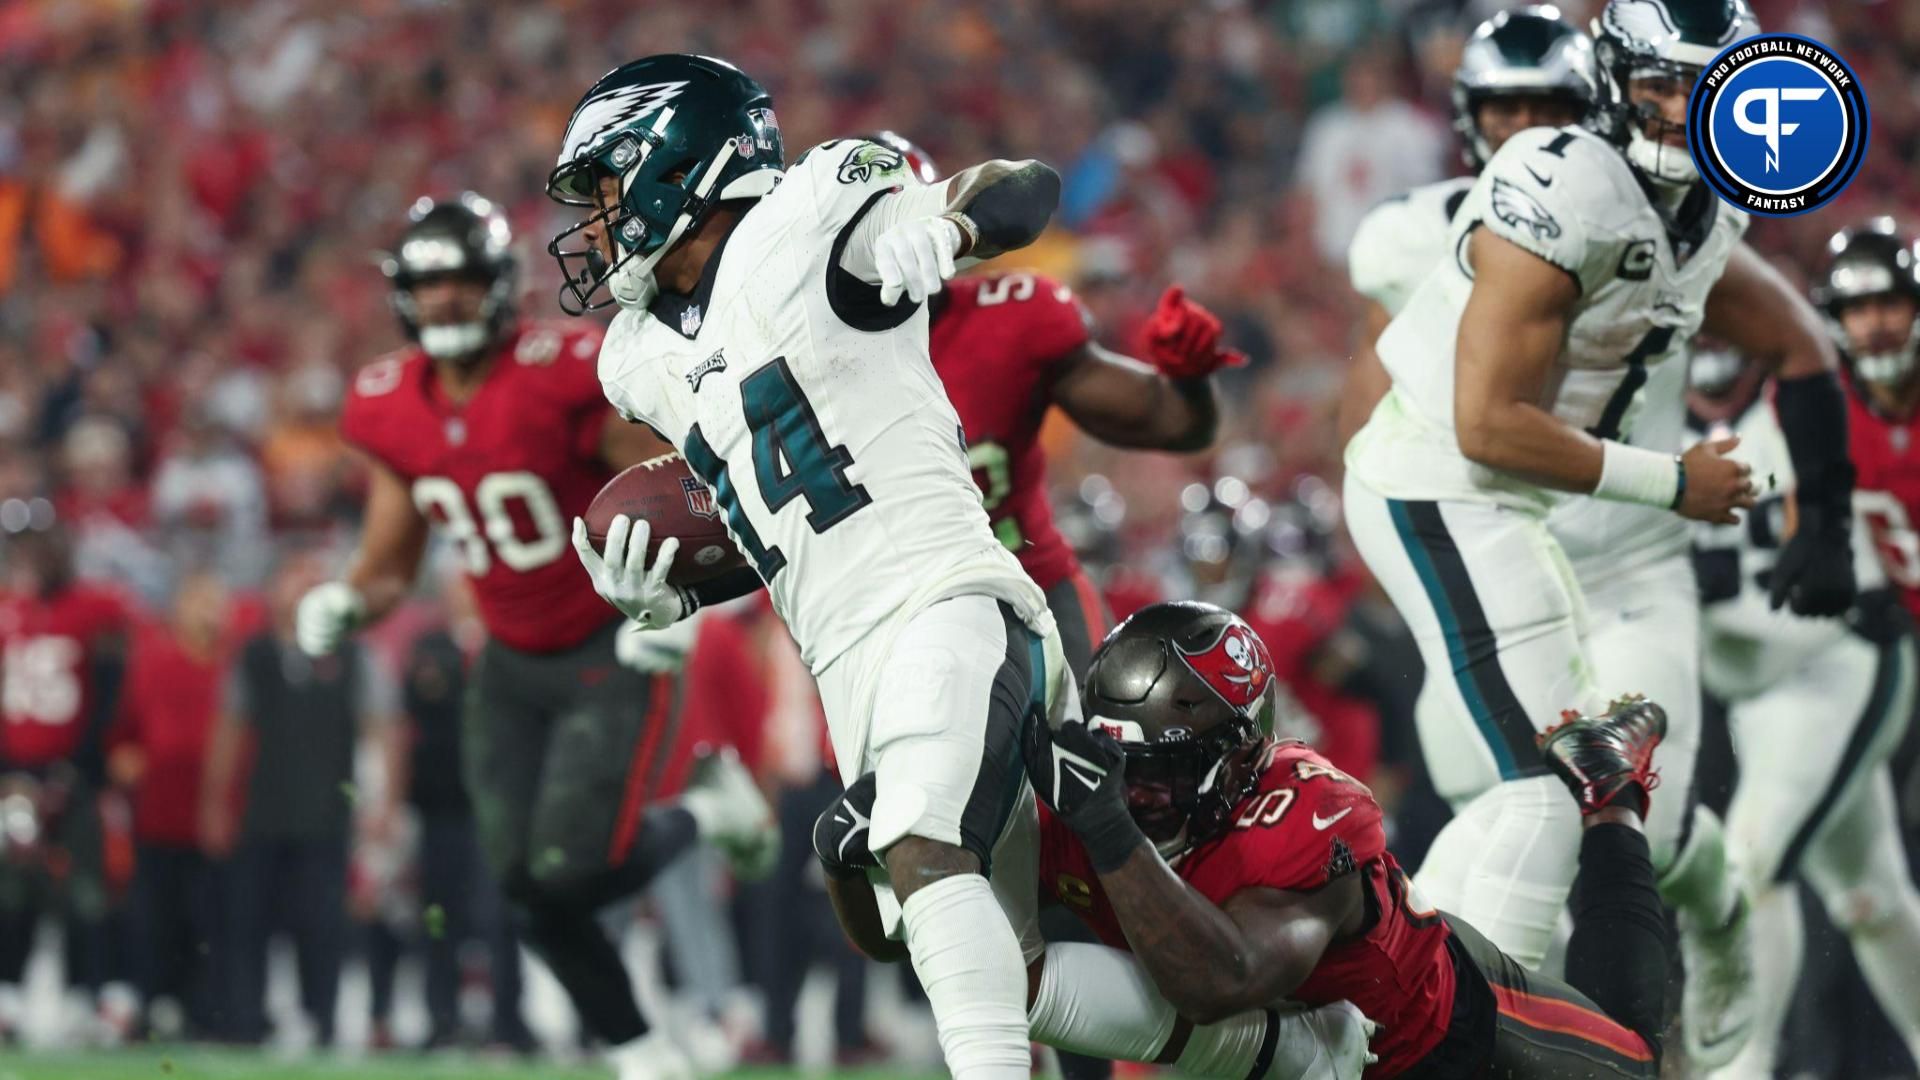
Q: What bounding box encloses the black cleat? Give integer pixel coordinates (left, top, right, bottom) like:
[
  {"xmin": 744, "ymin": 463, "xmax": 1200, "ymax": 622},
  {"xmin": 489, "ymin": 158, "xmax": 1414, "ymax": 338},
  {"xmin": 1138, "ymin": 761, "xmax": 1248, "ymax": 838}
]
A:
[{"xmin": 1538, "ymin": 694, "xmax": 1666, "ymax": 818}]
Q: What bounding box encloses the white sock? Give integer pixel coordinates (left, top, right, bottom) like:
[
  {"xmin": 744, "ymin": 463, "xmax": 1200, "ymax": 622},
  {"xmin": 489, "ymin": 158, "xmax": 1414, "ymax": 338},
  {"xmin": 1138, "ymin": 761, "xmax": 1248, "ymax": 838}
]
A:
[
  {"xmin": 902, "ymin": 874, "xmax": 1031, "ymax": 1079},
  {"xmin": 1707, "ymin": 883, "xmax": 1799, "ymax": 1078},
  {"xmin": 1660, "ymin": 805, "xmax": 1739, "ymax": 928}
]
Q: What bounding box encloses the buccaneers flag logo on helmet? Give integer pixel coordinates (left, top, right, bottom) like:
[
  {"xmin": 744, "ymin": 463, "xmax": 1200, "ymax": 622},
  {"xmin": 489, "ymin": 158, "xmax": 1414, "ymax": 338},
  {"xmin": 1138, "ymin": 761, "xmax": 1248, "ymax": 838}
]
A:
[{"xmin": 1173, "ymin": 622, "xmax": 1273, "ymax": 712}]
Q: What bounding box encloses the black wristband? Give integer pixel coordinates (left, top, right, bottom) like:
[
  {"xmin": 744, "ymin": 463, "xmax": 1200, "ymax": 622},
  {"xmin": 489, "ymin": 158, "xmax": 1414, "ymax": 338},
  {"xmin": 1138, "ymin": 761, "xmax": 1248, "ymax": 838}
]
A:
[
  {"xmin": 1774, "ymin": 371, "xmax": 1856, "ymax": 514},
  {"xmin": 1069, "ymin": 799, "xmax": 1149, "ymax": 874},
  {"xmin": 1669, "ymin": 454, "xmax": 1687, "ymax": 510}
]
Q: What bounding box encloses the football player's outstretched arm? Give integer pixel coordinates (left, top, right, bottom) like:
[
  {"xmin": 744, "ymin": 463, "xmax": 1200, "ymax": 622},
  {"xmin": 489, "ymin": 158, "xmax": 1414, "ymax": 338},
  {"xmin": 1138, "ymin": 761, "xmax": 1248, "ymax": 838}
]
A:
[
  {"xmin": 841, "ymin": 157, "xmax": 1061, "ymax": 304},
  {"xmin": 1051, "ymin": 341, "xmax": 1220, "ymax": 452},
  {"xmin": 1335, "ymin": 300, "xmax": 1394, "ymax": 450},
  {"xmin": 1704, "ymin": 243, "xmax": 1838, "ymax": 381},
  {"xmin": 1705, "ymin": 242, "xmax": 1858, "ymax": 615},
  {"xmin": 1094, "ymin": 848, "xmax": 1360, "ymax": 1024},
  {"xmin": 342, "ymin": 460, "xmax": 432, "ymax": 625}
]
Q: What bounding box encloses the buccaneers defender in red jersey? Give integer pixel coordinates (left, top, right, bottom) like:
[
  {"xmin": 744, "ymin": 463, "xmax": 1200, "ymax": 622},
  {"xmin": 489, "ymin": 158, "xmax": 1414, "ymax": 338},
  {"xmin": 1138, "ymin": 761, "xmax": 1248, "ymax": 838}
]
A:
[
  {"xmin": 869, "ymin": 132, "xmax": 1238, "ymax": 679},
  {"xmin": 821, "ymin": 604, "xmax": 1675, "ymax": 1078},
  {"xmin": 295, "ymin": 194, "xmax": 773, "ymax": 1079},
  {"xmin": 1816, "ymin": 219, "xmax": 1920, "ymax": 627},
  {"xmin": 0, "ymin": 525, "xmax": 135, "ymax": 1037}
]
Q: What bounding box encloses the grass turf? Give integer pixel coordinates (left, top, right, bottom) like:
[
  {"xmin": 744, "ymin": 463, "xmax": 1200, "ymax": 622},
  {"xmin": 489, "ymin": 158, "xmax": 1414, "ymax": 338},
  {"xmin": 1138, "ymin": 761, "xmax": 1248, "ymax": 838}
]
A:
[{"xmin": 0, "ymin": 1049, "xmax": 944, "ymax": 1080}]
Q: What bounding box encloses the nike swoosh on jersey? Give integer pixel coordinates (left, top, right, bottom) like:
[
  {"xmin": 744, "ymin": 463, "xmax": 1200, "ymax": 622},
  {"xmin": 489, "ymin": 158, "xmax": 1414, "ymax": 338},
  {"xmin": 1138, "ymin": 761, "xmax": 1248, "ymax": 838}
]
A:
[
  {"xmin": 1312, "ymin": 807, "xmax": 1354, "ymax": 831},
  {"xmin": 1524, "ymin": 164, "xmax": 1555, "ymax": 187}
]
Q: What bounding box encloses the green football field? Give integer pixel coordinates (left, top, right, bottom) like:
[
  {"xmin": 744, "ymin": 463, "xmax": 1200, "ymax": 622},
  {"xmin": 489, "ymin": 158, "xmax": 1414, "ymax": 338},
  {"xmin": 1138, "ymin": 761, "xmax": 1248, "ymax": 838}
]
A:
[{"xmin": 0, "ymin": 1050, "xmax": 943, "ymax": 1080}]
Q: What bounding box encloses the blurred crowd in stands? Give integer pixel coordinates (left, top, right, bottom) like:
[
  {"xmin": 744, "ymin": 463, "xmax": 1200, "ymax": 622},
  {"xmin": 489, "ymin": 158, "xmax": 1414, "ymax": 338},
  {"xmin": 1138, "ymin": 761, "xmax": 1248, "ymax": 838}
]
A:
[{"xmin": 3, "ymin": 0, "xmax": 1919, "ymax": 1069}]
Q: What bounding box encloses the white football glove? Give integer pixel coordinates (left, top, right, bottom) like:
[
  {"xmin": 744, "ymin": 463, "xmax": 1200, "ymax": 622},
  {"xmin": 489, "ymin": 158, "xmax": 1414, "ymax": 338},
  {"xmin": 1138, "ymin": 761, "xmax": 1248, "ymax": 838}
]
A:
[
  {"xmin": 874, "ymin": 215, "xmax": 963, "ymax": 306},
  {"xmin": 571, "ymin": 514, "xmax": 686, "ymax": 629},
  {"xmin": 295, "ymin": 582, "xmax": 366, "ymax": 657},
  {"xmin": 1287, "ymin": 1000, "xmax": 1380, "ymax": 1080},
  {"xmin": 615, "ymin": 609, "xmax": 703, "ymax": 674}
]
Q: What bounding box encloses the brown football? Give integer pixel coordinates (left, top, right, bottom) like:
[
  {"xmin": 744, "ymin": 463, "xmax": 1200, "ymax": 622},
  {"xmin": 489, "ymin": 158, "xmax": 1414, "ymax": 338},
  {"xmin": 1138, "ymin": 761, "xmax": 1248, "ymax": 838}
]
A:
[{"xmin": 584, "ymin": 453, "xmax": 747, "ymax": 586}]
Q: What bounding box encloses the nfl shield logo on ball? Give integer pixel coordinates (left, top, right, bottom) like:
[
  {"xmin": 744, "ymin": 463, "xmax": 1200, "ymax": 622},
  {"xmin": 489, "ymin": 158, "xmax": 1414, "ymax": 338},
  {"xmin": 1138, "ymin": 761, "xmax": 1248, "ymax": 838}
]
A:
[{"xmin": 680, "ymin": 477, "xmax": 718, "ymax": 520}]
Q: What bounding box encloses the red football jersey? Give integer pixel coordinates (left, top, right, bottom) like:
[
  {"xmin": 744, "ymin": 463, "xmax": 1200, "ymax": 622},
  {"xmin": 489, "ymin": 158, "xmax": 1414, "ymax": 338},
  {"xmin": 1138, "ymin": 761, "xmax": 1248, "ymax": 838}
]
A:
[
  {"xmin": 1847, "ymin": 388, "xmax": 1920, "ymax": 620},
  {"xmin": 931, "ymin": 272, "xmax": 1093, "ymax": 592},
  {"xmin": 1039, "ymin": 740, "xmax": 1454, "ymax": 1078},
  {"xmin": 341, "ymin": 322, "xmax": 619, "ymax": 653},
  {"xmin": 0, "ymin": 584, "xmax": 135, "ymax": 767}
]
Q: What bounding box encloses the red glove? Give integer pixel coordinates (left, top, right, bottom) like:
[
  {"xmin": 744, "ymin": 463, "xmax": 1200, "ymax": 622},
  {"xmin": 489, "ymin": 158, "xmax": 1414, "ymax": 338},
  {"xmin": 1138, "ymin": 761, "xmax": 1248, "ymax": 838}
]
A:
[{"xmin": 1142, "ymin": 286, "xmax": 1248, "ymax": 378}]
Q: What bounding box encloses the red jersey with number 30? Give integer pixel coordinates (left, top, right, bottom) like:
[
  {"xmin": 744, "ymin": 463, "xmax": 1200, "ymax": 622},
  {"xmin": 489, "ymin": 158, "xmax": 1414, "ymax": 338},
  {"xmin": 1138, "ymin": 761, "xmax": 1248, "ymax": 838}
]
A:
[
  {"xmin": 0, "ymin": 585, "xmax": 134, "ymax": 767},
  {"xmin": 1039, "ymin": 740, "xmax": 1455, "ymax": 1077},
  {"xmin": 1848, "ymin": 389, "xmax": 1920, "ymax": 620},
  {"xmin": 931, "ymin": 272, "xmax": 1093, "ymax": 591},
  {"xmin": 340, "ymin": 323, "xmax": 617, "ymax": 653}
]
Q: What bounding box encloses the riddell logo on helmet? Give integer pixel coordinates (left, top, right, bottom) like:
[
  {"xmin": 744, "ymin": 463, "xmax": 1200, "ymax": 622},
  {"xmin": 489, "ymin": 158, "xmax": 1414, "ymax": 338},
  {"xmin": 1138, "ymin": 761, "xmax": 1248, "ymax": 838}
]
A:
[{"xmin": 1174, "ymin": 623, "xmax": 1273, "ymax": 710}]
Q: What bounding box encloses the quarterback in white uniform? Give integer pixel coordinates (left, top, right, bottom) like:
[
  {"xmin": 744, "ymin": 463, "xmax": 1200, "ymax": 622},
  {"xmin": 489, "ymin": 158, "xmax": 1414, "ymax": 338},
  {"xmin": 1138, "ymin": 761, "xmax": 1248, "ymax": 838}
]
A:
[
  {"xmin": 1344, "ymin": 5, "xmax": 1754, "ymax": 1055},
  {"xmin": 1688, "ymin": 351, "xmax": 1920, "ymax": 1077},
  {"xmin": 544, "ymin": 55, "xmax": 1372, "ymax": 1080},
  {"xmin": 1342, "ymin": 0, "xmax": 1857, "ymax": 1063}
]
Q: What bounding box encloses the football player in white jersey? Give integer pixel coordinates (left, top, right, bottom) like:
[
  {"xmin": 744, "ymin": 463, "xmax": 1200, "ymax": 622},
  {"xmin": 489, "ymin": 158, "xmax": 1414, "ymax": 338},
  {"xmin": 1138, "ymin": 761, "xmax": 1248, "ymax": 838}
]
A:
[
  {"xmin": 1341, "ymin": 0, "xmax": 1857, "ymax": 1063},
  {"xmin": 543, "ymin": 55, "xmax": 1369, "ymax": 1080},
  {"xmin": 1686, "ymin": 345, "xmax": 1920, "ymax": 1078},
  {"xmin": 1343, "ymin": 5, "xmax": 1771, "ymax": 1059},
  {"xmin": 1339, "ymin": 6, "xmax": 1595, "ymax": 447}
]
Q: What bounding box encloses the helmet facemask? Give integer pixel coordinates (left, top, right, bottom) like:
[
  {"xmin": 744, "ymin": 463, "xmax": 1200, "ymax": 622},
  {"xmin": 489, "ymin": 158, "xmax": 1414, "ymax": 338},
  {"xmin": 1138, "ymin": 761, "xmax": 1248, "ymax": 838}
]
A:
[
  {"xmin": 382, "ymin": 193, "xmax": 518, "ymax": 366},
  {"xmin": 547, "ymin": 133, "xmax": 740, "ymax": 314},
  {"xmin": 1450, "ymin": 7, "xmax": 1598, "ymax": 171},
  {"xmin": 545, "ymin": 56, "xmax": 786, "ymax": 316},
  {"xmin": 1815, "ymin": 222, "xmax": 1920, "ymax": 395},
  {"xmin": 1084, "ymin": 602, "xmax": 1281, "ymax": 858},
  {"xmin": 1590, "ymin": 0, "xmax": 1760, "ymax": 189}
]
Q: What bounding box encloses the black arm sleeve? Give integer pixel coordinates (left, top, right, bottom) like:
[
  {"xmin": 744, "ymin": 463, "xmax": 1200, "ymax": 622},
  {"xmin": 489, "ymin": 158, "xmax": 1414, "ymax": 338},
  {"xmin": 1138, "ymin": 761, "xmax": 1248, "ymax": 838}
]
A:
[
  {"xmin": 1774, "ymin": 371, "xmax": 1856, "ymax": 518},
  {"xmin": 957, "ymin": 162, "xmax": 1061, "ymax": 258},
  {"xmin": 675, "ymin": 566, "xmax": 766, "ymax": 616}
]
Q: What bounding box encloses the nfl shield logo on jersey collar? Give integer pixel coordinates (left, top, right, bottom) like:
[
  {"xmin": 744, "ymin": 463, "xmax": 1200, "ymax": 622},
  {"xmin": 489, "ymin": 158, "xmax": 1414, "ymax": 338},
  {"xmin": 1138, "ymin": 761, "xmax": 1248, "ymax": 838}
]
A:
[{"xmin": 681, "ymin": 304, "xmax": 703, "ymax": 337}]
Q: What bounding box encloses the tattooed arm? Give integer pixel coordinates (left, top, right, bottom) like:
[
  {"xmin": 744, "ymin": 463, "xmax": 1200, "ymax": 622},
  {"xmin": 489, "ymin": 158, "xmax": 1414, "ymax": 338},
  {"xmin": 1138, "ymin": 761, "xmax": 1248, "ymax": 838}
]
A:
[{"xmin": 1094, "ymin": 851, "xmax": 1363, "ymax": 1025}]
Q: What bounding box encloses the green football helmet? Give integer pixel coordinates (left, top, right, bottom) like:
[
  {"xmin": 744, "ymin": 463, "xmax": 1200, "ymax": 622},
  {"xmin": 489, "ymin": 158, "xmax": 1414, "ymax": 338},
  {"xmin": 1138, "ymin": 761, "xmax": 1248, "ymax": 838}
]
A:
[
  {"xmin": 546, "ymin": 54, "xmax": 785, "ymax": 314},
  {"xmin": 1590, "ymin": 0, "xmax": 1758, "ymax": 186}
]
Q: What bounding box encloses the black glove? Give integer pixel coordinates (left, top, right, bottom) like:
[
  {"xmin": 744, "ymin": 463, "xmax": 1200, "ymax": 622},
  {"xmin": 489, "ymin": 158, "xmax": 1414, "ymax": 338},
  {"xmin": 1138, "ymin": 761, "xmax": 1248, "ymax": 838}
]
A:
[
  {"xmin": 813, "ymin": 773, "xmax": 880, "ymax": 880},
  {"xmin": 1770, "ymin": 502, "xmax": 1857, "ymax": 616},
  {"xmin": 1022, "ymin": 717, "xmax": 1145, "ymax": 873}
]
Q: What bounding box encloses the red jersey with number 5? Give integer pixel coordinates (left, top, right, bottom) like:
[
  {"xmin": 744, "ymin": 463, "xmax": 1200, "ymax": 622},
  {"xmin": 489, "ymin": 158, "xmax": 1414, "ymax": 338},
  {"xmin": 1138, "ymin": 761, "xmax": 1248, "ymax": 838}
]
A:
[
  {"xmin": 931, "ymin": 273, "xmax": 1093, "ymax": 591},
  {"xmin": 0, "ymin": 584, "xmax": 135, "ymax": 767},
  {"xmin": 1848, "ymin": 388, "xmax": 1920, "ymax": 619},
  {"xmin": 1039, "ymin": 739, "xmax": 1455, "ymax": 1077},
  {"xmin": 341, "ymin": 322, "xmax": 617, "ymax": 653}
]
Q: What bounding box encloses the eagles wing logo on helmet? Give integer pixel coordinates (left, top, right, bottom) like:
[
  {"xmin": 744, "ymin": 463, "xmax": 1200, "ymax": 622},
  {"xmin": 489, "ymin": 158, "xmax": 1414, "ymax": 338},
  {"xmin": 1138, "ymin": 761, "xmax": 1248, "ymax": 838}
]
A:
[
  {"xmin": 1174, "ymin": 623, "xmax": 1273, "ymax": 711},
  {"xmin": 559, "ymin": 80, "xmax": 690, "ymax": 164},
  {"xmin": 837, "ymin": 142, "xmax": 906, "ymax": 185},
  {"xmin": 1490, "ymin": 177, "xmax": 1563, "ymax": 242}
]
